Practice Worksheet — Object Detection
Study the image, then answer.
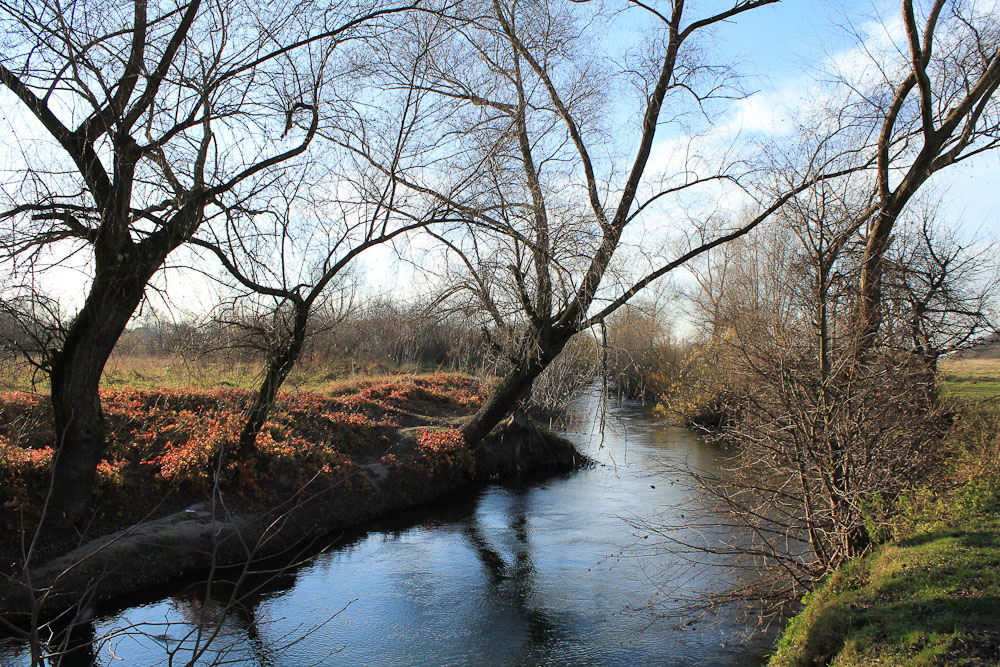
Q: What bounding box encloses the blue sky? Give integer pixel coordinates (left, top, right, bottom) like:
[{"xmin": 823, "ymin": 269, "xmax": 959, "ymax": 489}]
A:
[
  {"xmin": 312, "ymin": 0, "xmax": 1000, "ymax": 305},
  {"xmin": 718, "ymin": 1, "xmax": 867, "ymax": 74},
  {"xmin": 701, "ymin": 0, "xmax": 998, "ymax": 238},
  {"xmin": 1, "ymin": 0, "xmax": 998, "ymax": 317}
]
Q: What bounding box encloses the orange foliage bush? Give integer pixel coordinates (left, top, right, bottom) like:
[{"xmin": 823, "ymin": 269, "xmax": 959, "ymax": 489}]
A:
[{"xmin": 0, "ymin": 374, "xmax": 484, "ymax": 528}]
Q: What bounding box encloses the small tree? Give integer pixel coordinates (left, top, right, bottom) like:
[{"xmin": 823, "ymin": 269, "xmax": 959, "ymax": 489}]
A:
[
  {"xmin": 194, "ymin": 151, "xmax": 444, "ymax": 456},
  {"xmin": 681, "ymin": 0, "xmax": 1000, "ymax": 581},
  {"xmin": 602, "ymin": 302, "xmax": 679, "ymax": 402},
  {"xmin": 885, "ymin": 207, "xmax": 1000, "ymax": 374},
  {"xmin": 677, "ymin": 185, "xmax": 998, "ymax": 594}
]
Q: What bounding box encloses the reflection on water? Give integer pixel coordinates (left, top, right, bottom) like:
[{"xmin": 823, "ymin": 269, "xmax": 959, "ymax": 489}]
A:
[{"xmin": 2, "ymin": 390, "xmax": 777, "ymax": 666}]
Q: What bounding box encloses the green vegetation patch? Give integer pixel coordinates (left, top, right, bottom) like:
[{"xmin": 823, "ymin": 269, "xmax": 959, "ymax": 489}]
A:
[
  {"xmin": 769, "ymin": 514, "xmax": 1000, "ymax": 667},
  {"xmin": 770, "ymin": 395, "xmax": 1000, "ymax": 667},
  {"xmin": 939, "ymin": 359, "xmax": 1000, "ymax": 400}
]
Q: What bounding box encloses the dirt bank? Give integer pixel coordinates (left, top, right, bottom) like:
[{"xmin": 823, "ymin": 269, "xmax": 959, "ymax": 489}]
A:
[{"xmin": 0, "ymin": 414, "xmax": 582, "ymax": 626}]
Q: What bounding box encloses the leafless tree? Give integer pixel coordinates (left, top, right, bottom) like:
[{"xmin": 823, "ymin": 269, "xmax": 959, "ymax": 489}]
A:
[
  {"xmin": 0, "ymin": 0, "xmax": 416, "ymax": 525},
  {"xmin": 658, "ymin": 0, "xmax": 1000, "ymax": 588},
  {"xmin": 885, "ymin": 205, "xmax": 1000, "ymax": 372},
  {"xmin": 849, "ymin": 0, "xmax": 1000, "ymax": 346},
  {"xmin": 666, "ymin": 180, "xmax": 997, "ymax": 613},
  {"xmin": 192, "ymin": 100, "xmax": 450, "ymax": 457},
  {"xmin": 342, "ymin": 0, "xmax": 877, "ymax": 446},
  {"xmin": 601, "ymin": 301, "xmax": 680, "ymax": 402}
]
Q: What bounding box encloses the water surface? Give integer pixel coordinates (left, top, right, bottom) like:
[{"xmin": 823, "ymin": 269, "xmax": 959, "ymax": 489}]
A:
[{"xmin": 3, "ymin": 391, "xmax": 777, "ymax": 665}]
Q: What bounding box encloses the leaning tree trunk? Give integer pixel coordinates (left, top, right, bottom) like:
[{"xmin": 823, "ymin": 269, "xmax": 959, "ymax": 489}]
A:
[
  {"xmin": 855, "ymin": 211, "xmax": 897, "ymax": 354},
  {"xmin": 47, "ymin": 266, "xmax": 157, "ymax": 527},
  {"xmin": 236, "ymin": 306, "xmax": 309, "ymax": 458},
  {"xmin": 460, "ymin": 331, "xmax": 571, "ymax": 445}
]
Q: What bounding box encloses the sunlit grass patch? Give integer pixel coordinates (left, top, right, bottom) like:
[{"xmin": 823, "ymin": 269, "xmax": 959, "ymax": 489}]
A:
[
  {"xmin": 939, "ymin": 358, "xmax": 1000, "ymax": 400},
  {"xmin": 770, "ymin": 394, "xmax": 1000, "ymax": 667},
  {"xmin": 769, "ymin": 515, "xmax": 1000, "ymax": 667}
]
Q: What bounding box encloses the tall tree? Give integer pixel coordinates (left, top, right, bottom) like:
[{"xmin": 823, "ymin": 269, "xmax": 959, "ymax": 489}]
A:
[
  {"xmin": 854, "ymin": 0, "xmax": 1000, "ymax": 344},
  {"xmin": 348, "ymin": 0, "xmax": 865, "ymax": 444}
]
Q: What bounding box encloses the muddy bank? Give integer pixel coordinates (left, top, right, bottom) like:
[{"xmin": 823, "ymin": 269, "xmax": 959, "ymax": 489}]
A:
[{"xmin": 0, "ymin": 416, "xmax": 582, "ymax": 625}]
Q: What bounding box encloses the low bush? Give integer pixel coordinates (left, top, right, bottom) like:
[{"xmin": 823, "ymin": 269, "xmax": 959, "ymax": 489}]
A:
[{"xmin": 0, "ymin": 373, "xmax": 485, "ymax": 544}]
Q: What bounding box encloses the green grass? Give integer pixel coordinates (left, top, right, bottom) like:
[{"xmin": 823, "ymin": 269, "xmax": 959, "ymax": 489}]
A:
[
  {"xmin": 768, "ymin": 513, "xmax": 1000, "ymax": 666},
  {"xmin": 939, "ymin": 359, "xmax": 1000, "ymax": 400},
  {"xmin": 768, "ymin": 397, "xmax": 1000, "ymax": 667}
]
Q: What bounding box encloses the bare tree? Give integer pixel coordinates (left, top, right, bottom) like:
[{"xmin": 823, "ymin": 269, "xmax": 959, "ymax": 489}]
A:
[
  {"xmin": 850, "ymin": 0, "xmax": 1000, "ymax": 345},
  {"xmin": 661, "ymin": 0, "xmax": 1000, "ymax": 584},
  {"xmin": 342, "ymin": 0, "xmax": 881, "ymax": 446},
  {"xmin": 193, "ymin": 115, "xmax": 447, "ymax": 457},
  {"xmin": 671, "ymin": 181, "xmax": 998, "ymax": 605},
  {"xmin": 601, "ymin": 301, "xmax": 679, "ymax": 402},
  {"xmin": 0, "ymin": 0, "xmax": 415, "ymax": 525},
  {"xmin": 885, "ymin": 206, "xmax": 1000, "ymax": 372}
]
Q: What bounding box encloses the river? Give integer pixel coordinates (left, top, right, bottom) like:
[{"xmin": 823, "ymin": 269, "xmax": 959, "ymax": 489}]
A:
[{"xmin": 3, "ymin": 390, "xmax": 779, "ymax": 666}]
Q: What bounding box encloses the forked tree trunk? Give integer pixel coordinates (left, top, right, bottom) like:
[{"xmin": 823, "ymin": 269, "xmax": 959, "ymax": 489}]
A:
[{"xmin": 47, "ymin": 266, "xmax": 156, "ymax": 526}]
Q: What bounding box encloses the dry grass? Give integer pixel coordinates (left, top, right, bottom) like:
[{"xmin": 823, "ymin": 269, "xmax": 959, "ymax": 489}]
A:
[
  {"xmin": 101, "ymin": 353, "xmax": 262, "ymax": 389},
  {"xmin": 0, "ymin": 352, "xmax": 414, "ymax": 395}
]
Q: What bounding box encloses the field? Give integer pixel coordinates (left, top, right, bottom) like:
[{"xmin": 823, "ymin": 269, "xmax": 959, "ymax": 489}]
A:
[
  {"xmin": 938, "ymin": 358, "xmax": 1000, "ymax": 400},
  {"xmin": 0, "ymin": 351, "xmax": 422, "ymax": 394}
]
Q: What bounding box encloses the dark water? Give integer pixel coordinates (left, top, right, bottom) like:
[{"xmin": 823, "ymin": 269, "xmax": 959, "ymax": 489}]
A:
[{"xmin": 2, "ymin": 391, "xmax": 778, "ymax": 666}]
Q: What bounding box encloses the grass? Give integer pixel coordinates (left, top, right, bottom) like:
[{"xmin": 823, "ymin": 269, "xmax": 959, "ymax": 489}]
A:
[
  {"xmin": 0, "ymin": 352, "xmax": 432, "ymax": 394},
  {"xmin": 0, "ymin": 372, "xmax": 487, "ymax": 571},
  {"xmin": 939, "ymin": 358, "xmax": 1000, "ymax": 400},
  {"xmin": 768, "ymin": 397, "xmax": 1000, "ymax": 667},
  {"xmin": 768, "ymin": 514, "xmax": 1000, "ymax": 666}
]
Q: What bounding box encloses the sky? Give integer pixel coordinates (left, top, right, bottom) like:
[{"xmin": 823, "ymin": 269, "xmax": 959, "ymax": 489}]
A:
[
  {"xmin": 636, "ymin": 0, "xmax": 1000, "ymax": 242},
  {"xmin": 1, "ymin": 0, "xmax": 999, "ymax": 326},
  {"xmin": 713, "ymin": 0, "xmax": 999, "ymax": 237},
  {"xmin": 736, "ymin": 0, "xmax": 1000, "ymax": 230}
]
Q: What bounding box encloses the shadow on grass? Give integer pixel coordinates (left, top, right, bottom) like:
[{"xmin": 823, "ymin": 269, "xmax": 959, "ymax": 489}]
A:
[
  {"xmin": 896, "ymin": 525, "xmax": 999, "ymax": 550},
  {"xmin": 791, "ymin": 594, "xmax": 1000, "ymax": 666}
]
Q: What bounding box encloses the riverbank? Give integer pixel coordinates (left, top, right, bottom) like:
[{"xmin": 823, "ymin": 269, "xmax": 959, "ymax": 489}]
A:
[
  {"xmin": 768, "ymin": 512, "xmax": 1000, "ymax": 666},
  {"xmin": 4, "ymin": 390, "xmax": 780, "ymax": 667},
  {"xmin": 768, "ymin": 397, "xmax": 1000, "ymax": 667},
  {"xmin": 0, "ymin": 374, "xmax": 582, "ymax": 624}
]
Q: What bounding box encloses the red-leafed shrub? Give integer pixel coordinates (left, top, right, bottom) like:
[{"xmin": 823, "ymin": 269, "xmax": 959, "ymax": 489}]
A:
[
  {"xmin": 416, "ymin": 428, "xmax": 466, "ymax": 453},
  {"xmin": 0, "ymin": 374, "xmax": 484, "ymax": 530},
  {"xmin": 412, "ymin": 427, "xmax": 473, "ymax": 475}
]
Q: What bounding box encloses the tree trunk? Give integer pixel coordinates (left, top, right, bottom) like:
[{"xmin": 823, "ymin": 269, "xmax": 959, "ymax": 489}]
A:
[
  {"xmin": 236, "ymin": 307, "xmax": 308, "ymax": 457},
  {"xmin": 843, "ymin": 521, "xmax": 871, "ymax": 560},
  {"xmin": 47, "ymin": 267, "xmax": 155, "ymax": 526},
  {"xmin": 461, "ymin": 331, "xmax": 570, "ymax": 445},
  {"xmin": 855, "ymin": 209, "xmax": 899, "ymax": 355}
]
